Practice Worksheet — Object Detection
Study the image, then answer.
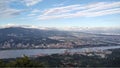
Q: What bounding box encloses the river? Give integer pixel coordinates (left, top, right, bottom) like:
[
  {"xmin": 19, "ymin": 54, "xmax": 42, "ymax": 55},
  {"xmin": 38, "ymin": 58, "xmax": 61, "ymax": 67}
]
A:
[{"xmin": 0, "ymin": 46, "xmax": 120, "ymax": 59}]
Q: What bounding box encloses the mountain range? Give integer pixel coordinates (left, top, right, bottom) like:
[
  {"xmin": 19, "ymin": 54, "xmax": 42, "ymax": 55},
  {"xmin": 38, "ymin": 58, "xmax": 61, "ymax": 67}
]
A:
[{"xmin": 0, "ymin": 27, "xmax": 120, "ymax": 49}]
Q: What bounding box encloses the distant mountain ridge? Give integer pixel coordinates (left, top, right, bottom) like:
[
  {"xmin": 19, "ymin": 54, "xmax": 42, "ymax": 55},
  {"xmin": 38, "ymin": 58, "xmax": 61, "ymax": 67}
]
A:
[
  {"xmin": 1, "ymin": 25, "xmax": 120, "ymax": 35},
  {"xmin": 0, "ymin": 27, "xmax": 63, "ymax": 49},
  {"xmin": 0, "ymin": 27, "xmax": 120, "ymax": 49}
]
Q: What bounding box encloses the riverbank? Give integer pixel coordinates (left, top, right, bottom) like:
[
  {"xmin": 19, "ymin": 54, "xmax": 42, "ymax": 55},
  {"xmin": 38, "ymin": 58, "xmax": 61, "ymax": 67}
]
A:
[{"xmin": 0, "ymin": 48, "xmax": 120, "ymax": 67}]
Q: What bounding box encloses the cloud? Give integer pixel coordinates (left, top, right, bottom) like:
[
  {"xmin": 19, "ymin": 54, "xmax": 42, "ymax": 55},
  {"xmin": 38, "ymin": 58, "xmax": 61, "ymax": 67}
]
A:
[
  {"xmin": 43, "ymin": 5, "xmax": 80, "ymax": 15},
  {"xmin": 85, "ymin": 8, "xmax": 120, "ymax": 17},
  {"xmin": 0, "ymin": 0, "xmax": 23, "ymax": 18},
  {"xmin": 27, "ymin": 13, "xmax": 36, "ymax": 16},
  {"xmin": 31, "ymin": 9, "xmax": 41, "ymax": 13},
  {"xmin": 38, "ymin": 1, "xmax": 120, "ymax": 20},
  {"xmin": 0, "ymin": 8, "xmax": 23, "ymax": 18},
  {"xmin": 0, "ymin": 23, "xmax": 18, "ymax": 28},
  {"xmin": 52, "ymin": 0, "xmax": 68, "ymax": 7},
  {"xmin": 22, "ymin": 0, "xmax": 42, "ymax": 6},
  {"xmin": 0, "ymin": 0, "xmax": 42, "ymax": 18},
  {"xmin": 26, "ymin": 9, "xmax": 41, "ymax": 18}
]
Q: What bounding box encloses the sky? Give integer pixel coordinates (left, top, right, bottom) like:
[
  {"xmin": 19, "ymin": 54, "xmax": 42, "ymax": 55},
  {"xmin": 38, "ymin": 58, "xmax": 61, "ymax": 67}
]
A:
[{"xmin": 0, "ymin": 0, "xmax": 120, "ymax": 28}]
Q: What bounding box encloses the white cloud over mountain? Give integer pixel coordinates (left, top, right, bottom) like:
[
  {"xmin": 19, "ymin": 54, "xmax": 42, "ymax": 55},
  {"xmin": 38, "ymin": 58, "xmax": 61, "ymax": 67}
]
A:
[{"xmin": 0, "ymin": 24, "xmax": 120, "ymax": 35}]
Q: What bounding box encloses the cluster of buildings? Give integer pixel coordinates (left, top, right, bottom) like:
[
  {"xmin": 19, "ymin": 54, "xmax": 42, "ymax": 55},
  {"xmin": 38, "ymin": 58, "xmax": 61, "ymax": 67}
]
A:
[
  {"xmin": 29, "ymin": 48, "xmax": 112, "ymax": 59},
  {"xmin": 63, "ymin": 49, "xmax": 112, "ymax": 58}
]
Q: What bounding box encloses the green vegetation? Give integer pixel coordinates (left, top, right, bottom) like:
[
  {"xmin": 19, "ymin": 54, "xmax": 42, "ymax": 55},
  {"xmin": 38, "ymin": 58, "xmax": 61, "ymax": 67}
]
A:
[
  {"xmin": 0, "ymin": 49, "xmax": 120, "ymax": 67},
  {"xmin": 0, "ymin": 55, "xmax": 46, "ymax": 67}
]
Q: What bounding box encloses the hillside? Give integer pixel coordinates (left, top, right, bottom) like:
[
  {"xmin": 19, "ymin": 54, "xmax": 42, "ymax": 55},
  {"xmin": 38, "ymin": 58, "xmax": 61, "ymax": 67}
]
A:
[{"xmin": 0, "ymin": 27, "xmax": 120, "ymax": 49}]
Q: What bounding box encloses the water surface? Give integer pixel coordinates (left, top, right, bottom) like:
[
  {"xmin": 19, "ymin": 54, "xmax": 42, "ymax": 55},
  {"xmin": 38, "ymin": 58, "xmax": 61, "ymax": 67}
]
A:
[{"xmin": 0, "ymin": 46, "xmax": 120, "ymax": 59}]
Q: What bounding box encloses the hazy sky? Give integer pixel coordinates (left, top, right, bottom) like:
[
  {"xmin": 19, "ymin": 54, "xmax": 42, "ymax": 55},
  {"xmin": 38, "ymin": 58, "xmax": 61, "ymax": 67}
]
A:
[{"xmin": 0, "ymin": 0, "xmax": 120, "ymax": 28}]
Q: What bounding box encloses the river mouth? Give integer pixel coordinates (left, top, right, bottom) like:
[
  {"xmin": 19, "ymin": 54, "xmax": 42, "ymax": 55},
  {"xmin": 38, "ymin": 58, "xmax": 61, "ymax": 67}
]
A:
[{"xmin": 0, "ymin": 46, "xmax": 120, "ymax": 59}]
